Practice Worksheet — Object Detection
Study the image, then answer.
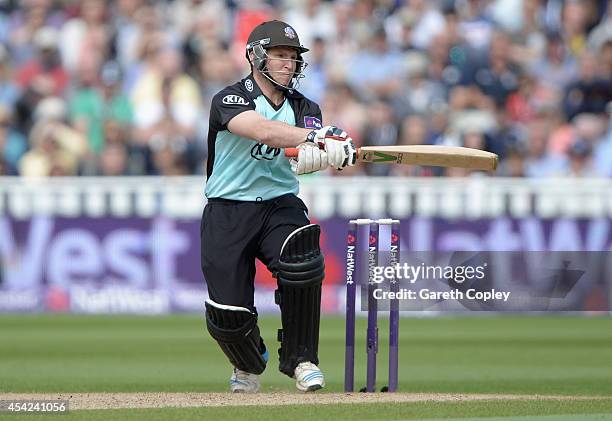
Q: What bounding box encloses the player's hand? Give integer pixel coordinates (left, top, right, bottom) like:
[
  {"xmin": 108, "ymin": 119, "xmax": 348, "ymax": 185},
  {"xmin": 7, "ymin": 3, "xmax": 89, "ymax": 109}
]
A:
[
  {"xmin": 306, "ymin": 126, "xmax": 357, "ymax": 170},
  {"xmin": 290, "ymin": 142, "xmax": 328, "ymax": 175}
]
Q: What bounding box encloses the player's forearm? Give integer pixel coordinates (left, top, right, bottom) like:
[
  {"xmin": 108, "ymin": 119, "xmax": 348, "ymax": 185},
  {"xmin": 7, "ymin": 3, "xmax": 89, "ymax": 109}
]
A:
[{"xmin": 256, "ymin": 120, "xmax": 312, "ymax": 148}]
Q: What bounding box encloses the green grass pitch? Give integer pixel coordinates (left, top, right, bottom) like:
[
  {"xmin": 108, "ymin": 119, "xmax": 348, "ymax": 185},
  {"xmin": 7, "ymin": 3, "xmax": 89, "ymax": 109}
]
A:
[{"xmin": 1, "ymin": 314, "xmax": 611, "ymax": 419}]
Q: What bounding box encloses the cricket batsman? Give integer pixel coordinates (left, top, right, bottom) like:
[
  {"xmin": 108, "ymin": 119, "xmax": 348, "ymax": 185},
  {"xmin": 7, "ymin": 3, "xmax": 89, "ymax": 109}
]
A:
[{"xmin": 201, "ymin": 20, "xmax": 357, "ymax": 393}]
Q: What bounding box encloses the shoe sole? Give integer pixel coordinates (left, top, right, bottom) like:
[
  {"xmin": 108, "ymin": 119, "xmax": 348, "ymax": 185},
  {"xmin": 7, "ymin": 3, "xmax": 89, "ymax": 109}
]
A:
[{"xmin": 305, "ymin": 384, "xmax": 323, "ymax": 392}]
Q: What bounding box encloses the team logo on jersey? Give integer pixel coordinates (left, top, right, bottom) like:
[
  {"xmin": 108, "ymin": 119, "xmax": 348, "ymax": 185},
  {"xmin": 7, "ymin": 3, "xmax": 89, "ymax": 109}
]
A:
[
  {"xmin": 304, "ymin": 116, "xmax": 322, "ymax": 129},
  {"xmin": 245, "ymin": 79, "xmax": 254, "ymax": 92},
  {"xmin": 284, "ymin": 27, "xmax": 296, "ymax": 39},
  {"xmin": 222, "ymin": 95, "xmax": 250, "ymax": 106},
  {"xmin": 251, "ymin": 143, "xmax": 280, "ymax": 160}
]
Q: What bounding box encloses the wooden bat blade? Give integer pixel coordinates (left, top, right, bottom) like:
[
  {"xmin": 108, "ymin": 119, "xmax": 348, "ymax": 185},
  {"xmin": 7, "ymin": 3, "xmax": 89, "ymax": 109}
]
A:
[
  {"xmin": 359, "ymin": 145, "xmax": 498, "ymax": 171},
  {"xmin": 284, "ymin": 145, "xmax": 498, "ymax": 171}
]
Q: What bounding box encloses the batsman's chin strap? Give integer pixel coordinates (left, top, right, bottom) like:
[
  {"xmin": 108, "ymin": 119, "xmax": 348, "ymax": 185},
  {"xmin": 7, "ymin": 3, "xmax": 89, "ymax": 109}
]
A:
[
  {"xmin": 260, "ymin": 67, "xmax": 304, "ymax": 92},
  {"xmin": 262, "ymin": 67, "xmax": 291, "ymax": 92}
]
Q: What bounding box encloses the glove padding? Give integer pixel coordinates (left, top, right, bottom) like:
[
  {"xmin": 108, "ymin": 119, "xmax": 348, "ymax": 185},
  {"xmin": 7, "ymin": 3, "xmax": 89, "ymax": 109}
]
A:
[
  {"xmin": 308, "ymin": 126, "xmax": 357, "ymax": 170},
  {"xmin": 290, "ymin": 142, "xmax": 328, "ymax": 175}
]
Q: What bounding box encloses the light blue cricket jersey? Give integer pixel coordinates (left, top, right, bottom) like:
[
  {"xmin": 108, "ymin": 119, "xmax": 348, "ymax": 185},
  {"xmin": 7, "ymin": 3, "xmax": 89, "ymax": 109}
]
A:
[{"xmin": 205, "ymin": 74, "xmax": 322, "ymax": 201}]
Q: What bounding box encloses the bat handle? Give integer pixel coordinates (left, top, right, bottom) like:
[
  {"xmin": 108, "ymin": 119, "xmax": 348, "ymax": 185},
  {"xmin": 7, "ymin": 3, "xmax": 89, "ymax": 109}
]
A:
[
  {"xmin": 284, "ymin": 147, "xmax": 361, "ymax": 158},
  {"xmin": 285, "ymin": 148, "xmax": 299, "ymax": 158}
]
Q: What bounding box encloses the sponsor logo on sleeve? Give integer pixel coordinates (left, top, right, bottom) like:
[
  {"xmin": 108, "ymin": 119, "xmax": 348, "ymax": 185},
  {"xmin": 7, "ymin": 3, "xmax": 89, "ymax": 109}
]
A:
[
  {"xmin": 222, "ymin": 95, "xmax": 250, "ymax": 106},
  {"xmin": 304, "ymin": 116, "xmax": 322, "ymax": 129}
]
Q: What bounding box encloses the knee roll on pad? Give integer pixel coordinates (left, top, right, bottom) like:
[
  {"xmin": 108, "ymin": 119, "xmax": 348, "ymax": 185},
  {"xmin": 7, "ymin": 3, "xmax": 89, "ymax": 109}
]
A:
[
  {"xmin": 275, "ymin": 224, "xmax": 325, "ymax": 377},
  {"xmin": 205, "ymin": 299, "xmax": 267, "ymax": 375}
]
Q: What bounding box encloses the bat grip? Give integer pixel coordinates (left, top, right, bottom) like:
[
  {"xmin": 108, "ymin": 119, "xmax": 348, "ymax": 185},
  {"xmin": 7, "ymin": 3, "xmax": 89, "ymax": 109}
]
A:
[
  {"xmin": 285, "ymin": 148, "xmax": 299, "ymax": 158},
  {"xmin": 284, "ymin": 147, "xmax": 361, "ymax": 158}
]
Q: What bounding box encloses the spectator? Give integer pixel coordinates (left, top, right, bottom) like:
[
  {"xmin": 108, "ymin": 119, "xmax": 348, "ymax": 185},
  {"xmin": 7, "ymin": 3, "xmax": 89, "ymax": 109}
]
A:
[
  {"xmin": 9, "ymin": 0, "xmax": 66, "ymax": 65},
  {"xmin": 177, "ymin": 0, "xmax": 231, "ymax": 76},
  {"xmin": 510, "ymin": 0, "xmax": 547, "ymax": 66},
  {"xmin": 524, "ymin": 118, "xmax": 568, "ymax": 177},
  {"xmin": 600, "ymin": 39, "xmax": 612, "ymax": 79},
  {"xmin": 462, "ymin": 130, "xmax": 487, "ymax": 150},
  {"xmin": 393, "ymin": 51, "xmax": 446, "ymax": 118},
  {"xmin": 0, "ymin": 2, "xmax": 13, "ymax": 46},
  {"xmin": 170, "ymin": 0, "xmax": 230, "ymax": 46},
  {"xmin": 568, "ymin": 112, "xmax": 610, "ymax": 176},
  {"xmin": 448, "ymin": 84, "xmax": 495, "ymax": 112},
  {"xmin": 86, "ymin": 118, "xmax": 151, "ymax": 176},
  {"xmin": 492, "ymin": 106, "xmax": 526, "ymax": 158},
  {"xmin": 230, "ymin": 1, "xmax": 275, "ymax": 64},
  {"xmin": 197, "ymin": 42, "xmax": 241, "ymax": 100},
  {"xmin": 426, "ymin": 102, "xmax": 453, "ymax": 146},
  {"xmin": 456, "ymin": 0, "xmax": 495, "ymax": 50},
  {"xmin": 384, "ymin": 7, "xmax": 418, "ymax": 51},
  {"xmin": 150, "ymin": 136, "xmax": 191, "ymax": 176},
  {"xmin": 346, "ymin": 27, "xmax": 404, "ymax": 101},
  {"xmin": 298, "ymin": 36, "xmax": 327, "ymax": 104},
  {"xmin": 0, "ymin": 157, "xmax": 8, "ymax": 176},
  {"xmin": 564, "ymin": 139, "xmax": 600, "ymax": 176},
  {"xmin": 561, "ymin": 0, "xmax": 590, "ymax": 56},
  {"xmin": 59, "ymin": 0, "xmax": 111, "ymax": 73},
  {"xmin": 398, "ymin": 114, "xmax": 428, "ymax": 146},
  {"xmin": 283, "ymin": 0, "xmax": 336, "ymax": 47},
  {"xmin": 497, "ymin": 144, "xmax": 527, "ymax": 177},
  {"xmin": 96, "ymin": 142, "xmax": 130, "ymax": 176},
  {"xmin": 324, "ymin": 1, "xmax": 360, "ymax": 81},
  {"xmin": 69, "ymin": 60, "xmax": 133, "ymax": 154},
  {"xmin": 404, "ymin": 0, "xmax": 446, "ymax": 51},
  {"xmin": 19, "ymin": 115, "xmax": 87, "ymax": 177},
  {"xmin": 131, "ymin": 47, "xmax": 201, "ymax": 146},
  {"xmin": 123, "ymin": 30, "xmax": 164, "ymax": 96},
  {"xmin": 391, "ymin": 114, "xmax": 434, "ymax": 176},
  {"xmin": 426, "ymin": 30, "xmax": 467, "ymax": 92},
  {"xmin": 110, "ymin": 0, "xmax": 146, "ymax": 70},
  {"xmin": 529, "ymin": 32, "xmax": 577, "ymax": 90},
  {"xmin": 471, "ymin": 31, "xmax": 520, "ymax": 107},
  {"xmin": 594, "ymin": 103, "xmax": 612, "ymax": 177},
  {"xmin": 0, "ymin": 0, "xmax": 606, "ymax": 179},
  {"xmin": 563, "ymin": 51, "xmax": 612, "ymax": 120},
  {"xmin": 586, "ymin": 1, "xmax": 611, "ymax": 53},
  {"xmin": 0, "ymin": 44, "xmax": 20, "ymax": 108},
  {"xmin": 320, "ymin": 83, "xmax": 367, "ymax": 147},
  {"xmin": 15, "ymin": 26, "xmax": 68, "ymax": 97},
  {"xmin": 362, "ymin": 101, "xmax": 397, "ymax": 176},
  {"xmin": 0, "ymin": 105, "xmax": 27, "ymax": 175},
  {"xmin": 506, "ymin": 73, "xmax": 538, "ymax": 123}
]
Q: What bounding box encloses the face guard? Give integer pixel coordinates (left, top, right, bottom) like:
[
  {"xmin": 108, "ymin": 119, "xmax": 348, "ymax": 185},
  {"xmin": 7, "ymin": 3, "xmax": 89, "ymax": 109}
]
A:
[
  {"xmin": 245, "ymin": 21, "xmax": 310, "ymax": 92},
  {"xmin": 247, "ymin": 40, "xmax": 309, "ymax": 91}
]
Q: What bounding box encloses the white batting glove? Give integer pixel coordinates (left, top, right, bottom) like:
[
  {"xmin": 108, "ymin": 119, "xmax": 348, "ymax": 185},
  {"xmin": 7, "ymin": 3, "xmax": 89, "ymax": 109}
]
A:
[
  {"xmin": 306, "ymin": 126, "xmax": 357, "ymax": 170},
  {"xmin": 290, "ymin": 142, "xmax": 328, "ymax": 175}
]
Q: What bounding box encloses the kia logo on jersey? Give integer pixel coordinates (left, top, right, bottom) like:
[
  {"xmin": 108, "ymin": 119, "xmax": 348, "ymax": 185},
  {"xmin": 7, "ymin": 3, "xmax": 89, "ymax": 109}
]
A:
[
  {"xmin": 223, "ymin": 95, "xmax": 250, "ymax": 106},
  {"xmin": 251, "ymin": 143, "xmax": 280, "ymax": 160}
]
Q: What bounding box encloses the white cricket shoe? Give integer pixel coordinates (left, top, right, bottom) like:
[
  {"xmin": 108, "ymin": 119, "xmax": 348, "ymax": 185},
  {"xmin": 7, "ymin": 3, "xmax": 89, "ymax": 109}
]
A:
[
  {"xmin": 229, "ymin": 368, "xmax": 260, "ymax": 393},
  {"xmin": 294, "ymin": 362, "xmax": 325, "ymax": 392}
]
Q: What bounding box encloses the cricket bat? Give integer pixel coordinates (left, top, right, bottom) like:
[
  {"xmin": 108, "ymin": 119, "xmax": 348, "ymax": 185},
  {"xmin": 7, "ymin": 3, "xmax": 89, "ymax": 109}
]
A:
[{"xmin": 285, "ymin": 145, "xmax": 498, "ymax": 171}]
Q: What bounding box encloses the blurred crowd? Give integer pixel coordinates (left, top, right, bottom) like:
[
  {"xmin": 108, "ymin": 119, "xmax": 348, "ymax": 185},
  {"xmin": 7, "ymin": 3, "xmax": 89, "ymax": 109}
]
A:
[{"xmin": 0, "ymin": 0, "xmax": 610, "ymax": 178}]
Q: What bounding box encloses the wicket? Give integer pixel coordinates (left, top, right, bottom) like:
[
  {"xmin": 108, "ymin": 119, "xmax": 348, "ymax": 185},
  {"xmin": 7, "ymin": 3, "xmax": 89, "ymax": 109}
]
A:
[{"xmin": 345, "ymin": 218, "xmax": 400, "ymax": 393}]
